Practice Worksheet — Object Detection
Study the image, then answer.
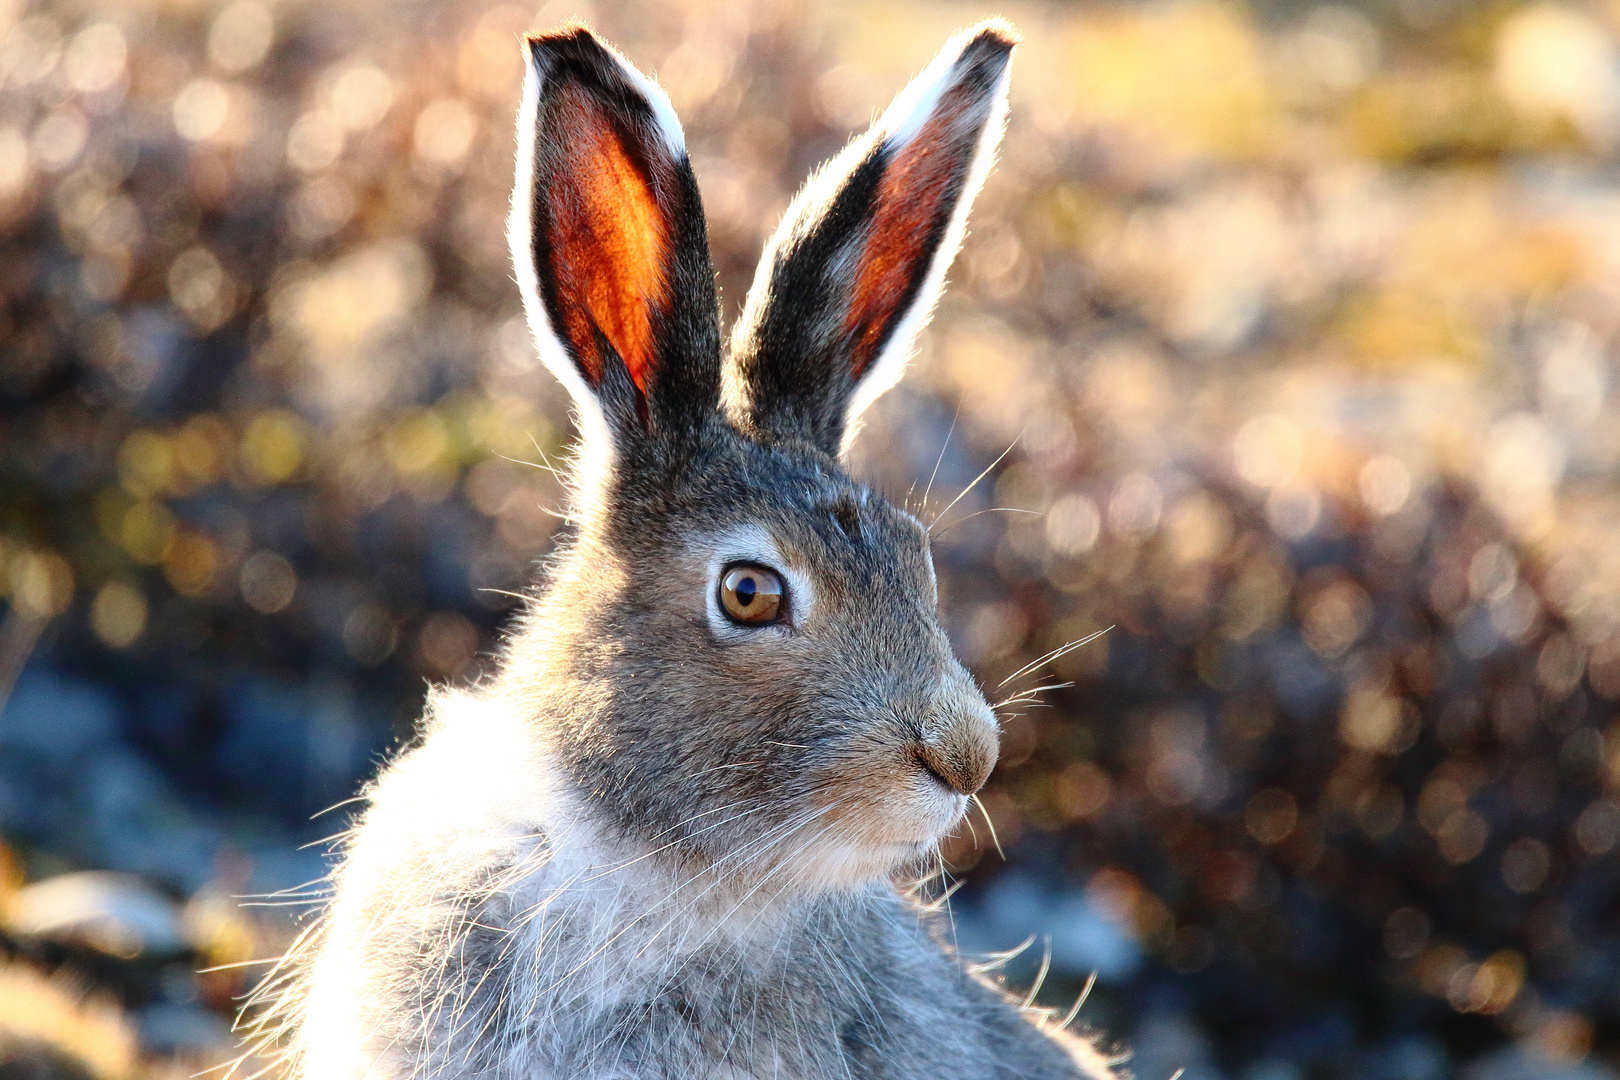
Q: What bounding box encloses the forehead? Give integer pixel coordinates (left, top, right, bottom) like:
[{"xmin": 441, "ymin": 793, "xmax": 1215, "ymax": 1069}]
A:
[{"xmin": 641, "ymin": 428, "xmax": 929, "ymax": 559}]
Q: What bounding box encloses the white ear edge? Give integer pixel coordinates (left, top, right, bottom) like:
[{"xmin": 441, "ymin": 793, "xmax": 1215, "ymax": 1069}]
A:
[
  {"xmin": 507, "ymin": 34, "xmax": 687, "ymax": 460},
  {"xmin": 602, "ymin": 37, "xmax": 686, "ymax": 157},
  {"xmin": 508, "ymin": 45, "xmax": 615, "ymax": 457},
  {"xmin": 879, "ymin": 19, "xmax": 1018, "ymax": 149},
  {"xmin": 840, "ymin": 28, "xmax": 1013, "ymax": 451}
]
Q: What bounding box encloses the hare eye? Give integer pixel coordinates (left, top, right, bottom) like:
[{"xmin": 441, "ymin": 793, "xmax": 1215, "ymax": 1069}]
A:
[{"xmin": 719, "ymin": 564, "xmax": 784, "ymax": 626}]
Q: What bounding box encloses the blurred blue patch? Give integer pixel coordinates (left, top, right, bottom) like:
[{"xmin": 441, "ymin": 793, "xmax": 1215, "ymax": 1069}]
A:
[
  {"xmin": 218, "ymin": 672, "xmax": 386, "ymax": 816},
  {"xmin": 1132, "ymin": 1006, "xmax": 1227, "ymax": 1080},
  {"xmin": 80, "ymin": 748, "xmax": 221, "ymax": 891},
  {"xmin": 1264, "ymin": 634, "xmax": 1338, "ymax": 719},
  {"xmin": 1, "ymin": 662, "xmax": 121, "ymax": 761},
  {"xmin": 1360, "ymin": 1035, "xmax": 1451, "ymax": 1080},
  {"xmin": 0, "ymin": 664, "xmax": 122, "ymax": 840},
  {"xmin": 954, "ymin": 870, "xmax": 1142, "ymax": 981}
]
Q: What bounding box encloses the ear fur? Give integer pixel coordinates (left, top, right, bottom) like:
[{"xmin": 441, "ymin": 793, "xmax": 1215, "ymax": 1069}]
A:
[
  {"xmin": 509, "ymin": 27, "xmax": 720, "ymax": 451},
  {"xmin": 724, "ymin": 21, "xmax": 1016, "ymax": 457}
]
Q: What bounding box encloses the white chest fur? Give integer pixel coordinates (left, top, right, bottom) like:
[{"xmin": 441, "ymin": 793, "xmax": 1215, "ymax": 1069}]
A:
[{"xmin": 291, "ymin": 691, "xmax": 830, "ymax": 1080}]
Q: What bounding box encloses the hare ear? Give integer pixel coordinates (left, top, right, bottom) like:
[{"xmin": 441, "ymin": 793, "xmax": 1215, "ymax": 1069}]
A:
[
  {"xmin": 725, "ymin": 21, "xmax": 1015, "ymax": 457},
  {"xmin": 509, "ymin": 28, "xmax": 720, "ymax": 451}
]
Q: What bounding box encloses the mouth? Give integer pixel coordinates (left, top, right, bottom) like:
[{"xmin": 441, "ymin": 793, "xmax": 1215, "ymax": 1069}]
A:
[
  {"xmin": 905, "ymin": 776, "xmax": 971, "ymax": 843},
  {"xmin": 918, "ymin": 758, "xmax": 960, "ymax": 793}
]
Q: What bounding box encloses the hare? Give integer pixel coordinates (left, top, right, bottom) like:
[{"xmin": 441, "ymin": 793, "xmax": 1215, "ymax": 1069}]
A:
[{"xmin": 264, "ymin": 20, "xmax": 1123, "ymax": 1080}]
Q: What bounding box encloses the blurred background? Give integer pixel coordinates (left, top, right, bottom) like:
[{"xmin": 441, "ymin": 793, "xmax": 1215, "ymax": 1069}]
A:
[{"xmin": 3, "ymin": 0, "xmax": 1620, "ymax": 1076}]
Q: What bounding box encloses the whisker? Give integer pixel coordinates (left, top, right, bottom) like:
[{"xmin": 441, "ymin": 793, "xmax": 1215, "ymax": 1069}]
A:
[
  {"xmin": 993, "ymin": 703, "xmax": 1045, "ymax": 718},
  {"xmin": 296, "ymin": 829, "xmax": 355, "ymax": 852},
  {"xmin": 971, "ymin": 793, "xmax": 1004, "ymax": 860},
  {"xmin": 494, "ymin": 455, "xmax": 563, "ymax": 486},
  {"xmin": 996, "ymin": 627, "xmax": 1113, "ymax": 690},
  {"xmin": 195, "ymin": 957, "xmax": 285, "ymax": 974},
  {"xmin": 1057, "ymin": 972, "xmax": 1097, "ymax": 1031},
  {"xmin": 929, "ymin": 506, "xmax": 1041, "ymax": 540},
  {"xmin": 494, "ymin": 437, "xmax": 565, "ymax": 483},
  {"xmin": 1022, "ymin": 938, "xmax": 1052, "ymax": 1009},
  {"xmin": 934, "ymin": 876, "xmax": 968, "ymax": 907},
  {"xmin": 309, "ymin": 795, "xmax": 369, "ymax": 821},
  {"xmin": 968, "ymin": 933, "xmax": 1036, "ymax": 974},
  {"xmin": 476, "ymin": 587, "xmax": 530, "ymax": 602},
  {"xmin": 921, "ymin": 403, "xmax": 961, "ymax": 511},
  {"xmin": 234, "ymin": 877, "xmax": 331, "ymax": 902},
  {"xmin": 993, "ymin": 681, "xmax": 1075, "ymax": 710},
  {"xmin": 927, "ymin": 432, "xmax": 1022, "ymax": 534}
]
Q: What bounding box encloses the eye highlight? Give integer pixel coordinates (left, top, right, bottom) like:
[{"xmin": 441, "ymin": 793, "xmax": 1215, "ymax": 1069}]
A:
[{"xmin": 719, "ymin": 564, "xmax": 785, "ymax": 626}]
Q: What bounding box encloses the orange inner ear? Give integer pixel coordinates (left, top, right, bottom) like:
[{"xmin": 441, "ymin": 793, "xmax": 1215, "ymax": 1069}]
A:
[
  {"xmin": 547, "ymin": 84, "xmax": 669, "ymax": 394},
  {"xmin": 843, "ymin": 86, "xmax": 976, "ymax": 378}
]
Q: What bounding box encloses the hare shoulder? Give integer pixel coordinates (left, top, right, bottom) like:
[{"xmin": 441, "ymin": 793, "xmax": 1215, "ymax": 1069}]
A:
[{"xmin": 292, "ymin": 690, "xmax": 1117, "ymax": 1080}]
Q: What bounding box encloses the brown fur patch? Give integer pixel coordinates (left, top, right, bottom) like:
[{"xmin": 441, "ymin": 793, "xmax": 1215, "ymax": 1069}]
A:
[
  {"xmin": 842, "ymin": 82, "xmax": 978, "ymax": 378},
  {"xmin": 545, "ymin": 83, "xmax": 669, "ymax": 395}
]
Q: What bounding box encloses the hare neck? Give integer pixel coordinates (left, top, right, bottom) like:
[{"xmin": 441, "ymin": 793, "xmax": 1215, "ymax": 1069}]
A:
[{"xmin": 421, "ymin": 686, "xmax": 832, "ymax": 951}]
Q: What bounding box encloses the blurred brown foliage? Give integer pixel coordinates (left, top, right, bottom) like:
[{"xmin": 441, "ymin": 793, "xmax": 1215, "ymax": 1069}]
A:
[{"xmin": 5, "ymin": 0, "xmax": 1620, "ymax": 1076}]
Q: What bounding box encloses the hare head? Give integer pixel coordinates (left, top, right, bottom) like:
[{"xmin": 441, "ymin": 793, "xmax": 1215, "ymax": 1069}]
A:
[{"xmin": 501, "ymin": 23, "xmax": 1015, "ymax": 892}]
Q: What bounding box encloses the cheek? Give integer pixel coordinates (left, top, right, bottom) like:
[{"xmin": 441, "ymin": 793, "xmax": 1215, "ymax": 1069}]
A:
[{"xmin": 716, "ymin": 643, "xmax": 841, "ymax": 725}]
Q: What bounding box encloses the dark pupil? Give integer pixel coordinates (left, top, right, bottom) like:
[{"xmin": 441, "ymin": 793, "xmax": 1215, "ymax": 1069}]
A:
[{"xmin": 735, "ymin": 576, "xmax": 757, "ymax": 607}]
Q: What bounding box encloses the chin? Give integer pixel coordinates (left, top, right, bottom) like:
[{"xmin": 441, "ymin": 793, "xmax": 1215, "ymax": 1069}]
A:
[
  {"xmin": 902, "ymin": 782, "xmax": 973, "ymax": 849},
  {"xmin": 788, "ymin": 786, "xmax": 968, "ymax": 889}
]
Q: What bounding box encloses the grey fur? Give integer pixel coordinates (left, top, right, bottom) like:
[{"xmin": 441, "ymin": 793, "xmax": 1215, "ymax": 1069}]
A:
[{"xmin": 257, "ymin": 22, "xmax": 1124, "ymax": 1080}]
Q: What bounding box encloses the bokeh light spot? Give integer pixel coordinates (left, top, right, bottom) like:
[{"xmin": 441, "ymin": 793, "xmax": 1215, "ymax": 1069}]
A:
[
  {"xmin": 209, "ymin": 2, "xmax": 274, "ymax": 74},
  {"xmin": 239, "ymin": 410, "xmax": 307, "ymax": 486},
  {"xmin": 91, "ymin": 580, "xmax": 146, "ymax": 649},
  {"xmin": 414, "ymin": 98, "xmax": 478, "ymax": 171},
  {"xmin": 63, "ymin": 23, "xmax": 126, "ymax": 96},
  {"xmin": 173, "ymin": 80, "xmax": 230, "ymax": 142},
  {"xmin": 239, "ymin": 551, "xmax": 296, "ymax": 614}
]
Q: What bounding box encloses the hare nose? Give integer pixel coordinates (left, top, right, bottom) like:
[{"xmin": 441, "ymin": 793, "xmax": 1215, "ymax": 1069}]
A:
[{"xmin": 914, "ymin": 707, "xmax": 998, "ymax": 796}]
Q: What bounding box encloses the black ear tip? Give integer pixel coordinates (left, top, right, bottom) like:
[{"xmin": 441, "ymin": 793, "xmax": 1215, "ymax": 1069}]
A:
[
  {"xmin": 948, "ymin": 22, "xmax": 1016, "ymax": 90},
  {"xmin": 965, "ymin": 19, "xmax": 1020, "ymax": 53},
  {"xmin": 523, "ymin": 24, "xmax": 608, "ymax": 70}
]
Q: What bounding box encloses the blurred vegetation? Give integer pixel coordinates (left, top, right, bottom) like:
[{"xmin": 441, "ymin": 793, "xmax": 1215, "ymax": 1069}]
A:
[{"xmin": 4, "ymin": 0, "xmax": 1620, "ymax": 1077}]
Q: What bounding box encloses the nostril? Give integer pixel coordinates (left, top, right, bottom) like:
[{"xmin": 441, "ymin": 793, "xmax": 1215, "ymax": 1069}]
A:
[
  {"xmin": 913, "ymin": 742, "xmax": 984, "ymax": 797},
  {"xmin": 916, "ymin": 754, "xmax": 956, "ymax": 793}
]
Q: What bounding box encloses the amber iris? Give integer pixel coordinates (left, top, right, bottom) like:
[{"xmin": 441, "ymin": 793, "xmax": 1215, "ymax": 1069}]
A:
[{"xmin": 719, "ymin": 564, "xmax": 785, "ymax": 625}]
